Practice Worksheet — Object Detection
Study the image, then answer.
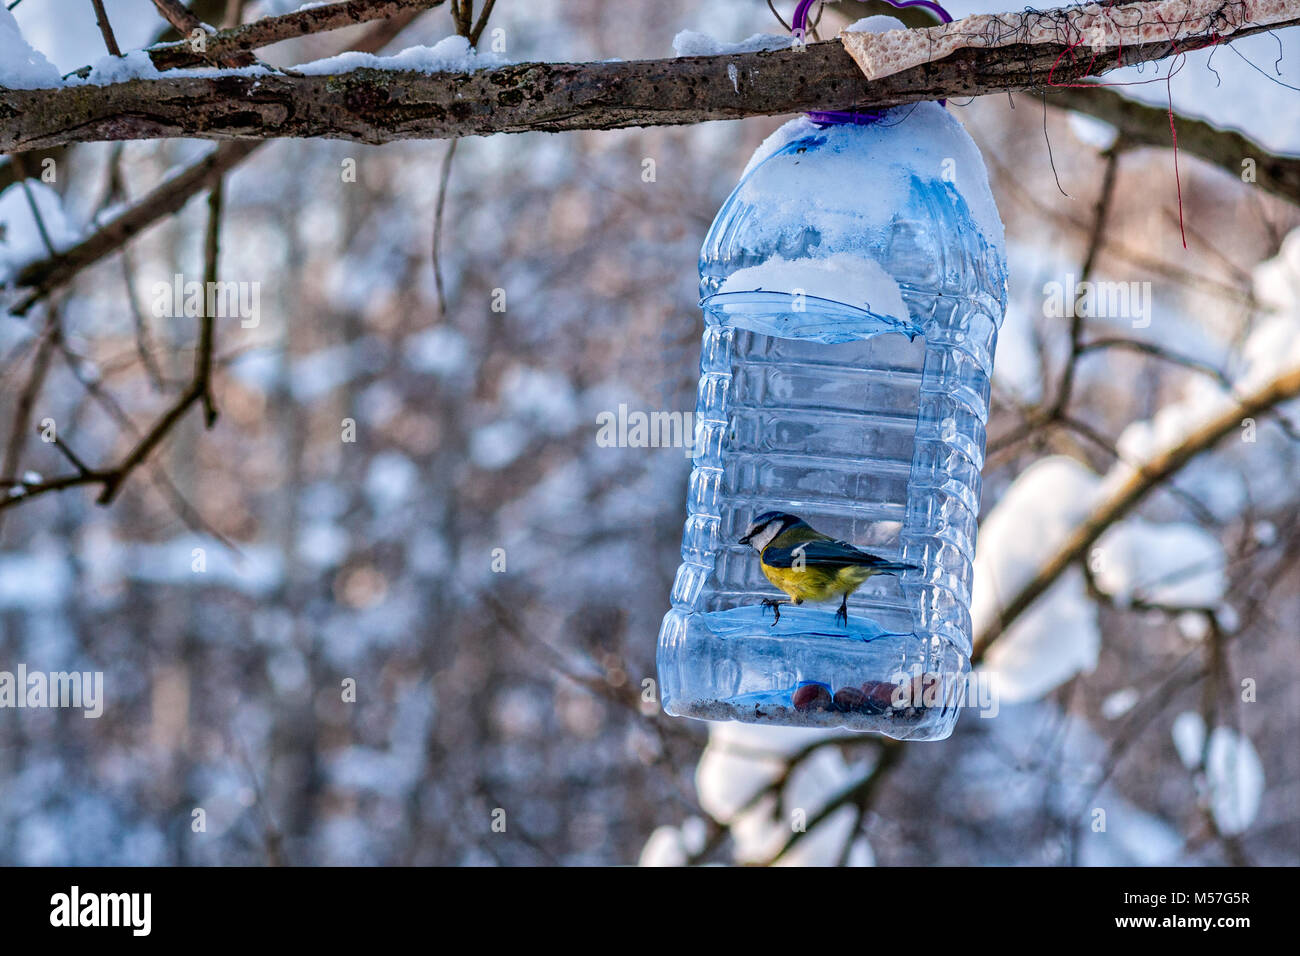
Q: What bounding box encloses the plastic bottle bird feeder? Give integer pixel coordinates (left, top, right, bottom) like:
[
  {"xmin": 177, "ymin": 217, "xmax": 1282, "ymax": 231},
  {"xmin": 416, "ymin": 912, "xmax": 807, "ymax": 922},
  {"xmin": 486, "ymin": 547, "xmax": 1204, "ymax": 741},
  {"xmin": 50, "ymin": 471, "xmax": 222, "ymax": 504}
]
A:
[{"xmin": 657, "ymin": 6, "xmax": 1007, "ymax": 741}]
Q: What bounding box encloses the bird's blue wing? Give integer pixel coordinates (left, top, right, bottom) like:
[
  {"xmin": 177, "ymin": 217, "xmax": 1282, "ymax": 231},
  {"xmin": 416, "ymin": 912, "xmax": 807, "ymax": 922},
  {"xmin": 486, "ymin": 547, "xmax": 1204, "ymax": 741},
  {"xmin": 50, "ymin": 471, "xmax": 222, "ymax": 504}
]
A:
[{"xmin": 763, "ymin": 539, "xmax": 900, "ymax": 570}]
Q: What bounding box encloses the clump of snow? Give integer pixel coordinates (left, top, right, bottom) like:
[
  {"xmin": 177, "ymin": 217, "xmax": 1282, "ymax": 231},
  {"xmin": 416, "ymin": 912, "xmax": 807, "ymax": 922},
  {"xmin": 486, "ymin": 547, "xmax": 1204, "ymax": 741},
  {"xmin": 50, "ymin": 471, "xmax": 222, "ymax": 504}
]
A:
[
  {"xmin": 1101, "ymin": 686, "xmax": 1140, "ymax": 720},
  {"xmin": 691, "ymin": 720, "xmax": 871, "ymax": 866},
  {"xmin": 718, "ymin": 252, "xmax": 907, "ymax": 322},
  {"xmin": 1238, "ymin": 312, "xmax": 1300, "ymax": 395},
  {"xmin": 671, "ymin": 30, "xmax": 794, "ymax": 57},
  {"xmin": 1068, "ymin": 111, "xmax": 1119, "ymax": 151},
  {"xmin": 1253, "ymin": 228, "xmax": 1300, "ymax": 315},
  {"xmin": 739, "ymin": 115, "xmax": 818, "ymax": 180},
  {"xmin": 1176, "ymin": 611, "xmax": 1210, "ymax": 641},
  {"xmin": 61, "ymin": 43, "xmax": 277, "ymax": 88},
  {"xmin": 638, "ymin": 817, "xmax": 708, "ymax": 867},
  {"xmin": 295, "ymin": 522, "xmax": 350, "ymax": 569},
  {"xmin": 1251, "ymin": 520, "xmax": 1277, "ymax": 546},
  {"xmin": 844, "ymin": 15, "xmax": 907, "ymax": 34},
  {"xmin": 120, "ymin": 537, "xmax": 283, "ymax": 597},
  {"xmin": 989, "ymin": 241, "xmax": 1074, "ymax": 404},
  {"xmin": 80, "ymin": 50, "xmax": 160, "ymax": 86},
  {"xmin": 975, "ymin": 457, "xmax": 1103, "ymax": 700},
  {"xmin": 405, "ymin": 325, "xmax": 471, "ymax": 378},
  {"xmin": 470, "ymin": 421, "xmax": 530, "ymax": 470},
  {"xmin": 973, "ymin": 455, "xmax": 1101, "ymax": 633},
  {"xmin": 1171, "ymin": 712, "xmax": 1264, "ymax": 835},
  {"xmin": 1097, "ymin": 231, "xmax": 1300, "ymax": 521},
  {"xmin": 1204, "ymin": 726, "xmax": 1264, "ymax": 835},
  {"xmin": 500, "ymin": 365, "xmax": 578, "ymax": 434},
  {"xmin": 364, "ymin": 452, "xmax": 418, "ymax": 512},
  {"xmin": 1093, "ymin": 519, "xmax": 1226, "ymax": 608},
  {"xmin": 0, "ymin": 550, "xmax": 73, "ymax": 610},
  {"xmin": 731, "ymin": 101, "xmax": 1005, "ymax": 272},
  {"xmin": 295, "ymin": 35, "xmax": 507, "ymax": 76},
  {"xmin": 0, "ymin": 7, "xmax": 62, "ymax": 89},
  {"xmin": 1172, "ymin": 710, "xmax": 1206, "ymax": 767},
  {"xmin": 985, "ymin": 572, "xmax": 1099, "ymax": 702},
  {"xmin": 1081, "ymin": 801, "xmax": 1186, "ymax": 866}
]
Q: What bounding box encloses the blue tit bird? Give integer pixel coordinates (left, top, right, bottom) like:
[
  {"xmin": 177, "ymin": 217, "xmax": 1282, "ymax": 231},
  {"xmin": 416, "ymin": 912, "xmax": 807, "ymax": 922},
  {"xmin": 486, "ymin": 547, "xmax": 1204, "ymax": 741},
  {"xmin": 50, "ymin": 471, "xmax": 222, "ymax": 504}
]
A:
[{"xmin": 738, "ymin": 511, "xmax": 918, "ymax": 628}]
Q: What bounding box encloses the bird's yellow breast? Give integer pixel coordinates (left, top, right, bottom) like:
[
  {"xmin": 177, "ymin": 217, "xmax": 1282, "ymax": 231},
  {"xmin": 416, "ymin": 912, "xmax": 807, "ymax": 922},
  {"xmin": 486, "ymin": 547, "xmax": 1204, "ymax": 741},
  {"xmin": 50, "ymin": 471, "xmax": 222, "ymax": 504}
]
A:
[{"xmin": 760, "ymin": 556, "xmax": 874, "ymax": 603}]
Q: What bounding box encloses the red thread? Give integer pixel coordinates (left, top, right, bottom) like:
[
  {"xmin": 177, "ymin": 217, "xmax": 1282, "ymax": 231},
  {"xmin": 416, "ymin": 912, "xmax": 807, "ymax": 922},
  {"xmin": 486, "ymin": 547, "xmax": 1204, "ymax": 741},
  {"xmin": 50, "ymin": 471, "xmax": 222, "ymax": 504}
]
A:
[{"xmin": 1167, "ymin": 71, "xmax": 1187, "ymax": 249}]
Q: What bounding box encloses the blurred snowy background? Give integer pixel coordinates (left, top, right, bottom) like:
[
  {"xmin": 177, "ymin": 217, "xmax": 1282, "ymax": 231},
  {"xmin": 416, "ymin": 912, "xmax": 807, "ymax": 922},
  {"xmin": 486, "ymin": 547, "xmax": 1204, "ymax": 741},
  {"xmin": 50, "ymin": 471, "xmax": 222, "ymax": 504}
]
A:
[{"xmin": 1, "ymin": 0, "xmax": 1299, "ymax": 865}]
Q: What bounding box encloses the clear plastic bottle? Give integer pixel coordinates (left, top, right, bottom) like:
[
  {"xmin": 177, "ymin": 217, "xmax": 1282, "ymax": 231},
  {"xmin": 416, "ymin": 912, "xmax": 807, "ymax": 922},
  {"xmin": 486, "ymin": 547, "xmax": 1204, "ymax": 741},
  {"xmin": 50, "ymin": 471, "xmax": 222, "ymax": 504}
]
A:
[{"xmin": 657, "ymin": 102, "xmax": 1006, "ymax": 741}]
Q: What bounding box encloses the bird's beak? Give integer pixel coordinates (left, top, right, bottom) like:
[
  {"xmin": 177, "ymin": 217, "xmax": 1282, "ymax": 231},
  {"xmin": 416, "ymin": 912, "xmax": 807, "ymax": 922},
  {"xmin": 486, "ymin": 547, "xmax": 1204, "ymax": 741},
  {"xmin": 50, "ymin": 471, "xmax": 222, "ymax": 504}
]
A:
[{"xmin": 738, "ymin": 531, "xmax": 753, "ymax": 545}]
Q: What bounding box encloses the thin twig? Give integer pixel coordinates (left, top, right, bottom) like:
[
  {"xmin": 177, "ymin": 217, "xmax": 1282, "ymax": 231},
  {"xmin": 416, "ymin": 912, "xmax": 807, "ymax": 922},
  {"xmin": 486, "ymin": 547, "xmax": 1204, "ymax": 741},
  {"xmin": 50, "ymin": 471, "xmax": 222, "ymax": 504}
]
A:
[
  {"xmin": 766, "ymin": 0, "xmax": 791, "ymax": 32},
  {"xmin": 12, "ymin": 141, "xmax": 262, "ymax": 316},
  {"xmin": 0, "ymin": 318, "xmax": 61, "ymax": 524},
  {"xmin": 89, "ymin": 0, "xmax": 123, "ymax": 56},
  {"xmin": 1078, "ymin": 337, "xmax": 1233, "ymax": 388},
  {"xmin": 199, "ymin": 180, "xmax": 224, "ymax": 428},
  {"xmin": 432, "ymin": 138, "xmax": 458, "ymax": 319},
  {"xmin": 1049, "ymin": 143, "xmax": 1126, "ymax": 420},
  {"xmin": 468, "ymin": 0, "xmax": 496, "ymax": 47}
]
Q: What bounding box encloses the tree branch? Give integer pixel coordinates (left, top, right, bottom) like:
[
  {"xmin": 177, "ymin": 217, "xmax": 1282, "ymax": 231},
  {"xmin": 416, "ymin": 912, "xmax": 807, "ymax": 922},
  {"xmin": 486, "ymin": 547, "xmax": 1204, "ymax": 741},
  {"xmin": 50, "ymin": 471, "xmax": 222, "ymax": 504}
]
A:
[
  {"xmin": 9, "ymin": 140, "xmax": 260, "ymax": 316},
  {"xmin": 6, "ymin": 4, "xmax": 439, "ymax": 317},
  {"xmin": 198, "ymin": 177, "xmax": 223, "ymax": 427},
  {"xmin": 1048, "ymin": 83, "xmax": 1300, "ymax": 205},
  {"xmin": 148, "ymin": 0, "xmax": 257, "ymax": 67},
  {"xmin": 4, "ymin": 3, "xmax": 1299, "ymax": 159},
  {"xmin": 134, "ymin": 0, "xmax": 447, "ymax": 71}
]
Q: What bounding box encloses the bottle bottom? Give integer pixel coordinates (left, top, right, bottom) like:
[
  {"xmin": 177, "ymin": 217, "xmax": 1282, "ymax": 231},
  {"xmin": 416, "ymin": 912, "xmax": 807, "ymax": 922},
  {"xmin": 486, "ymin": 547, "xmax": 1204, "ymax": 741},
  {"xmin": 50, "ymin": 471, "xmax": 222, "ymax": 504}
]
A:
[{"xmin": 658, "ymin": 605, "xmax": 966, "ymax": 741}]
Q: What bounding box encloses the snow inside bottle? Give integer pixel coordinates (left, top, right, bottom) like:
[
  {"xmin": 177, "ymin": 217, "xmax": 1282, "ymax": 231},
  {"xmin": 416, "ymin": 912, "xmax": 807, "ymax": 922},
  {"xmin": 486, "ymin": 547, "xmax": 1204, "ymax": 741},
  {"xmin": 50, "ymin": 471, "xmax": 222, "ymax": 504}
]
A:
[{"xmin": 657, "ymin": 98, "xmax": 1007, "ymax": 741}]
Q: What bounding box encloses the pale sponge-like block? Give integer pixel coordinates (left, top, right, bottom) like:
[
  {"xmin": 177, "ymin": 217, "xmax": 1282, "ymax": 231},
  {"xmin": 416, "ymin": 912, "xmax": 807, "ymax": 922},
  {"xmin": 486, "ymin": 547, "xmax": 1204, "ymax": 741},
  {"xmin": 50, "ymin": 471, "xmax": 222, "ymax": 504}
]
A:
[{"xmin": 840, "ymin": 0, "xmax": 1295, "ymax": 82}]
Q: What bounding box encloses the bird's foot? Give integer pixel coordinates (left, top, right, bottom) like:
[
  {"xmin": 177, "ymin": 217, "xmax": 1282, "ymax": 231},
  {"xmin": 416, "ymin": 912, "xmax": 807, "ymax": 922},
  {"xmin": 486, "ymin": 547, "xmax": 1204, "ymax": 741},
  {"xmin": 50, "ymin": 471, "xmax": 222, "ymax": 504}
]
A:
[
  {"xmin": 835, "ymin": 602, "xmax": 848, "ymax": 628},
  {"xmin": 760, "ymin": 598, "xmax": 783, "ymax": 626}
]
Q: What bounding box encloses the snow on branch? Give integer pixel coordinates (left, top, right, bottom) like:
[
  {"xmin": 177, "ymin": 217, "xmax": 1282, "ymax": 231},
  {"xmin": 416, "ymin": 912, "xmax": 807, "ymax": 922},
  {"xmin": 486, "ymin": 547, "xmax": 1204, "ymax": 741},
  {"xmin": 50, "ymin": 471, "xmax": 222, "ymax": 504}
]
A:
[
  {"xmin": 2, "ymin": 0, "xmax": 1298, "ymax": 156},
  {"xmin": 842, "ymin": 0, "xmax": 1296, "ymax": 80}
]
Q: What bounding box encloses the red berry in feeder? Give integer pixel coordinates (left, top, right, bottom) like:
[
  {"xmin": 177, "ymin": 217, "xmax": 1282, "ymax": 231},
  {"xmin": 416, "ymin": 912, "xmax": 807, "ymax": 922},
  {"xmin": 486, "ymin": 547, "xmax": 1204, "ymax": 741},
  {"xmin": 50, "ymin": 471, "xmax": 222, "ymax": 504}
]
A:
[
  {"xmin": 793, "ymin": 683, "xmax": 832, "ymax": 712},
  {"xmin": 860, "ymin": 681, "xmax": 899, "ymax": 715},
  {"xmin": 833, "ymin": 686, "xmax": 866, "ymax": 713}
]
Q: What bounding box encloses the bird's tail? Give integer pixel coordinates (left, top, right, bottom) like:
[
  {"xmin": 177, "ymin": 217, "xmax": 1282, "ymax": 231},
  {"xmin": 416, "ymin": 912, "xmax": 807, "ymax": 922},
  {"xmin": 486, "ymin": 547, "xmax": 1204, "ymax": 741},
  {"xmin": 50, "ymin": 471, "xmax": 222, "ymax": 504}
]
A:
[{"xmin": 876, "ymin": 560, "xmax": 919, "ymax": 574}]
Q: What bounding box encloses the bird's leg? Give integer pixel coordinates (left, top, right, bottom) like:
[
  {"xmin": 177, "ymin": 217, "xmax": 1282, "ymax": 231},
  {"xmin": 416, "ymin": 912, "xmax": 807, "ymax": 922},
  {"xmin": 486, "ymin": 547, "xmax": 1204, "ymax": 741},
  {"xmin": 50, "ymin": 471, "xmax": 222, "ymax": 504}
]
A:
[
  {"xmin": 836, "ymin": 594, "xmax": 849, "ymax": 628},
  {"xmin": 760, "ymin": 598, "xmax": 784, "ymax": 626}
]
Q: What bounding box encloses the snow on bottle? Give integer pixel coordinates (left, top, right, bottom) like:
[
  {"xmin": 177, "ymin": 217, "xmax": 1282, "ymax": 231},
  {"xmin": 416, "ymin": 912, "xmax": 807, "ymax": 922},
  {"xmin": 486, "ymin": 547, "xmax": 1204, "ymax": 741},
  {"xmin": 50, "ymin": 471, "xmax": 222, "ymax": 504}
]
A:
[{"xmin": 657, "ymin": 15, "xmax": 1007, "ymax": 741}]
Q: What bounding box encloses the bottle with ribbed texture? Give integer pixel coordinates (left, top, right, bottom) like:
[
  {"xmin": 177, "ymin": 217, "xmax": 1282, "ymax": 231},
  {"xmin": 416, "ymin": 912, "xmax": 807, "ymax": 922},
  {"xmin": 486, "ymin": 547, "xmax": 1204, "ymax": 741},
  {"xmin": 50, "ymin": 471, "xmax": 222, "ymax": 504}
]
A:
[{"xmin": 657, "ymin": 102, "xmax": 1007, "ymax": 740}]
